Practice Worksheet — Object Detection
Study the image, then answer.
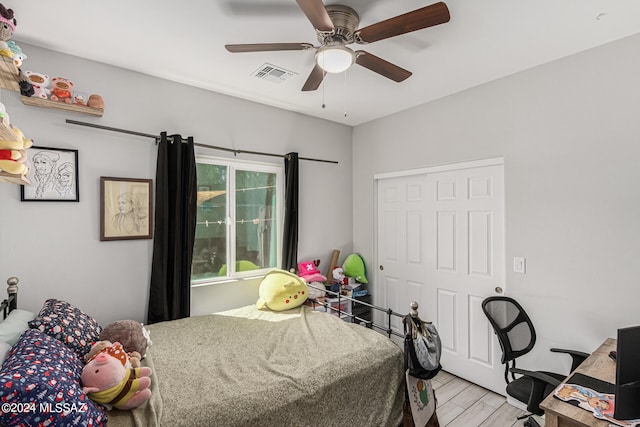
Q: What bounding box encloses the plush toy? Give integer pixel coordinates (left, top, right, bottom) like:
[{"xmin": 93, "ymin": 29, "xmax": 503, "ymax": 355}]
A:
[
  {"xmin": 99, "ymin": 320, "xmax": 152, "ymax": 359},
  {"xmin": 257, "ymin": 269, "xmax": 308, "ymax": 311},
  {"xmin": 81, "ymin": 341, "xmax": 152, "ymax": 410},
  {"xmin": 0, "ymin": 4, "xmax": 17, "ymax": 59},
  {"xmin": 85, "ymin": 340, "xmax": 142, "ymax": 368},
  {"xmin": 0, "ymin": 126, "xmax": 32, "ymax": 176},
  {"xmin": 49, "ymin": 77, "xmax": 74, "ymax": 103},
  {"xmin": 73, "ymin": 91, "xmax": 88, "ymax": 105},
  {"xmin": 0, "ymin": 148, "xmax": 26, "ymax": 174},
  {"xmin": 18, "ymin": 79, "xmax": 33, "ymax": 97},
  {"xmin": 24, "ymin": 71, "xmax": 50, "ymax": 99},
  {"xmin": 7, "ymin": 40, "xmax": 24, "ymax": 67},
  {"xmin": 297, "ymin": 260, "xmax": 327, "ymax": 283},
  {"xmin": 297, "ymin": 260, "xmax": 326, "ymax": 300},
  {"xmin": 87, "ymin": 94, "xmax": 104, "ymax": 110},
  {"xmin": 330, "ymin": 267, "xmax": 346, "ymax": 293},
  {"xmin": 343, "ymin": 253, "xmax": 368, "ymax": 284},
  {"xmin": 85, "ymin": 340, "xmax": 112, "ymax": 363}
]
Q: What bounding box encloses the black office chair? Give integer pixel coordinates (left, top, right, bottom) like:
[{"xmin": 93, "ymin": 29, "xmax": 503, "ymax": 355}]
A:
[{"xmin": 482, "ymin": 296, "xmax": 589, "ymax": 426}]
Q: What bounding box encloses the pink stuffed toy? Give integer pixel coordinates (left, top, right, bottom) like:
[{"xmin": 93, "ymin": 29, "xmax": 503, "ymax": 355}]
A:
[
  {"xmin": 81, "ymin": 342, "xmax": 152, "ymax": 410},
  {"xmin": 297, "ymin": 260, "xmax": 327, "ymax": 283}
]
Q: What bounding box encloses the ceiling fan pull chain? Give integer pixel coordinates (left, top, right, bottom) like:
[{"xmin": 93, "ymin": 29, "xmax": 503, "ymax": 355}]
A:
[
  {"xmin": 321, "ymin": 70, "xmax": 326, "ymax": 109},
  {"xmin": 343, "ymin": 70, "xmax": 348, "ymax": 118}
]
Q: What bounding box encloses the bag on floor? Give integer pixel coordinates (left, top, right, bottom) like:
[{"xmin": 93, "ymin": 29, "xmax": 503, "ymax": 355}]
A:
[
  {"xmin": 404, "ymin": 315, "xmax": 442, "ymax": 380},
  {"xmin": 405, "ymin": 371, "xmax": 437, "ymax": 427}
]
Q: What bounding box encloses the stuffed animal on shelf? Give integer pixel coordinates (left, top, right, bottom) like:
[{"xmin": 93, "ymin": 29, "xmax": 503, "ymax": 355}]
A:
[
  {"xmin": 87, "ymin": 94, "xmax": 104, "ymax": 110},
  {"xmin": 7, "ymin": 40, "xmax": 24, "ymax": 67},
  {"xmin": 256, "ymin": 269, "xmax": 308, "ymax": 311},
  {"xmin": 0, "ymin": 126, "xmax": 33, "ymax": 176},
  {"xmin": 99, "ymin": 320, "xmax": 152, "ymax": 359},
  {"xmin": 0, "ymin": 4, "xmax": 17, "ymax": 59},
  {"xmin": 49, "ymin": 77, "xmax": 74, "ymax": 103},
  {"xmin": 73, "ymin": 91, "xmax": 88, "ymax": 105},
  {"xmin": 81, "ymin": 341, "xmax": 152, "ymax": 410},
  {"xmin": 24, "ymin": 71, "xmax": 51, "ymax": 99}
]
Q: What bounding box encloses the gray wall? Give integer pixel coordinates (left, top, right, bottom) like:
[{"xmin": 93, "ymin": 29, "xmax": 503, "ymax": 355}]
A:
[
  {"xmin": 353, "ymin": 33, "xmax": 640, "ymax": 375},
  {"xmin": 0, "ymin": 43, "xmax": 353, "ymax": 325}
]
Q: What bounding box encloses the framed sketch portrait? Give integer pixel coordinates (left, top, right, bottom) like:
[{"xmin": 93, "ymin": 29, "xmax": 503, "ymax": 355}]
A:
[
  {"xmin": 100, "ymin": 177, "xmax": 153, "ymax": 241},
  {"xmin": 20, "ymin": 146, "xmax": 79, "ymax": 202}
]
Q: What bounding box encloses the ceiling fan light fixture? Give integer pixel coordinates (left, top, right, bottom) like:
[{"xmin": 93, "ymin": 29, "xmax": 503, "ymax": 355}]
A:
[{"xmin": 315, "ymin": 44, "xmax": 354, "ymax": 73}]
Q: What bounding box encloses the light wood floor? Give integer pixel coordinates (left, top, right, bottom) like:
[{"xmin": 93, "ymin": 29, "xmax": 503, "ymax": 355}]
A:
[{"xmin": 431, "ymin": 371, "xmax": 530, "ymax": 427}]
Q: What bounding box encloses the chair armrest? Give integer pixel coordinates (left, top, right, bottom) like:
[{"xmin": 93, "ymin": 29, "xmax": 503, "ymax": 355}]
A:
[
  {"xmin": 550, "ymin": 348, "xmax": 590, "ymax": 372},
  {"xmin": 510, "ymin": 368, "xmax": 562, "ymax": 388},
  {"xmin": 510, "ymin": 367, "xmax": 562, "ymax": 415}
]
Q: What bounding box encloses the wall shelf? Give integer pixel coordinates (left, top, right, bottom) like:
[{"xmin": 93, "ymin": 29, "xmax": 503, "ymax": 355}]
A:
[
  {"xmin": 0, "ymin": 57, "xmax": 19, "ymax": 92},
  {"xmin": 0, "ymin": 117, "xmax": 15, "ymax": 141},
  {"xmin": 0, "ymin": 171, "xmax": 29, "ymax": 185},
  {"xmin": 20, "ymin": 96, "xmax": 103, "ymax": 117}
]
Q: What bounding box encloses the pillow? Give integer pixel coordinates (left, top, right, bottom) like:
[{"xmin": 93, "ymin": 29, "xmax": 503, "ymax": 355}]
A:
[
  {"xmin": 256, "ymin": 269, "xmax": 308, "ymax": 311},
  {"xmin": 28, "ymin": 299, "xmax": 102, "ymax": 358},
  {"xmin": 0, "ymin": 340, "xmax": 10, "ymax": 365},
  {"xmin": 0, "ymin": 329, "xmax": 107, "ymax": 427},
  {"xmin": 0, "ymin": 309, "xmax": 35, "ymax": 345}
]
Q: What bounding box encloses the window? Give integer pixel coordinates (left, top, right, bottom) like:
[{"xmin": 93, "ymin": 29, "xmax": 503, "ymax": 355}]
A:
[{"xmin": 191, "ymin": 157, "xmax": 283, "ymax": 283}]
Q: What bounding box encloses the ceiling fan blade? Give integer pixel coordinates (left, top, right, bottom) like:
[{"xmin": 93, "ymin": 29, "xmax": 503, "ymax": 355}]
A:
[
  {"xmin": 295, "ymin": 0, "xmax": 335, "ymax": 32},
  {"xmin": 225, "ymin": 43, "xmax": 314, "ymax": 53},
  {"xmin": 354, "ymin": 2, "xmax": 450, "ymax": 44},
  {"xmin": 355, "ymin": 51, "xmax": 412, "ymax": 82},
  {"xmin": 301, "ymin": 64, "xmax": 326, "ymax": 91}
]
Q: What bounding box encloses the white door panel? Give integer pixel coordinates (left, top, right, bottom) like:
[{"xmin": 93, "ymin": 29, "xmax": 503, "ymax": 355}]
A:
[{"xmin": 376, "ymin": 176, "xmax": 429, "ymax": 336}]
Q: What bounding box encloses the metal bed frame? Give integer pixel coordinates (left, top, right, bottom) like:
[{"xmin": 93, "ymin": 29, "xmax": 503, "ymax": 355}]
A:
[
  {"xmin": 306, "ymin": 282, "xmax": 409, "ymax": 338},
  {"xmin": 0, "ymin": 277, "xmax": 18, "ymax": 320},
  {"xmin": 0, "ymin": 277, "xmax": 414, "ymax": 340}
]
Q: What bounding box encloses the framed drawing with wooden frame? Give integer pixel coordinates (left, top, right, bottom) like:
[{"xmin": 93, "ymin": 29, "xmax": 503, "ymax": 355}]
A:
[{"xmin": 100, "ymin": 176, "xmax": 153, "ymax": 241}]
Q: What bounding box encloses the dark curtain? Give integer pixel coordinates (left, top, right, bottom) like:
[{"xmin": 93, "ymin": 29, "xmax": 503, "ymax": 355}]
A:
[
  {"xmin": 281, "ymin": 152, "xmax": 299, "ymax": 272},
  {"xmin": 148, "ymin": 132, "xmax": 197, "ymax": 324}
]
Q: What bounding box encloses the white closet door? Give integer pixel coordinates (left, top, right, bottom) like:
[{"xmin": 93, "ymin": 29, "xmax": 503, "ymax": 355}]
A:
[{"xmin": 376, "ymin": 161, "xmax": 506, "ymax": 394}]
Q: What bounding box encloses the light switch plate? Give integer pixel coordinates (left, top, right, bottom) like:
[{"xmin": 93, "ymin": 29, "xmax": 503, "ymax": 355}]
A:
[{"xmin": 513, "ymin": 257, "xmax": 526, "ymax": 273}]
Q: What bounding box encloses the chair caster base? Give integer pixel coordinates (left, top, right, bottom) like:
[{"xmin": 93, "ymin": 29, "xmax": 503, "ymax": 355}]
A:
[{"xmin": 523, "ymin": 416, "xmax": 541, "ymax": 427}]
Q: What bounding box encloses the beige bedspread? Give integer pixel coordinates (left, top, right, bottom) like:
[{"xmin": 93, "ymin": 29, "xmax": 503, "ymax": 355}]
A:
[{"xmin": 107, "ymin": 305, "xmax": 404, "ymax": 427}]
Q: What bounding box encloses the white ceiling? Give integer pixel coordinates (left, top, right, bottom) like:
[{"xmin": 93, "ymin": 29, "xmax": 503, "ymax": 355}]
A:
[{"xmin": 10, "ymin": 0, "xmax": 640, "ymax": 126}]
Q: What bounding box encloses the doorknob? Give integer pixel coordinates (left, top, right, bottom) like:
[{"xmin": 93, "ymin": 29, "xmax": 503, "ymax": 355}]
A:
[
  {"xmin": 495, "ymin": 287, "xmax": 503, "ymax": 294},
  {"xmin": 379, "ymin": 265, "xmax": 384, "ymax": 271}
]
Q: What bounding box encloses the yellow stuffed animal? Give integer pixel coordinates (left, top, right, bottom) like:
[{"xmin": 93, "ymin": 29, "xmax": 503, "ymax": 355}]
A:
[
  {"xmin": 256, "ymin": 269, "xmax": 309, "ymax": 311},
  {"xmin": 0, "ymin": 127, "xmax": 32, "ymax": 176}
]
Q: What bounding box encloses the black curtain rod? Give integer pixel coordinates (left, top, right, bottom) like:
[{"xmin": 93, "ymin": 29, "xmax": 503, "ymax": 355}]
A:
[{"xmin": 65, "ymin": 119, "xmax": 338, "ymax": 165}]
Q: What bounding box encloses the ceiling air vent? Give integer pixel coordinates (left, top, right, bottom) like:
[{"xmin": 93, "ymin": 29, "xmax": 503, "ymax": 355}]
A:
[{"xmin": 252, "ymin": 63, "xmax": 297, "ymax": 83}]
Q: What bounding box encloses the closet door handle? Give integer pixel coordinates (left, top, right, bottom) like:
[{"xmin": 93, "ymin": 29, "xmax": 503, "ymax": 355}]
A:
[{"xmin": 379, "ymin": 265, "xmax": 384, "ymax": 271}]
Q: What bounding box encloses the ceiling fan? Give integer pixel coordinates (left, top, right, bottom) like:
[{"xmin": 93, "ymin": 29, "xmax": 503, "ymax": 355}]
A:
[{"xmin": 225, "ymin": 0, "xmax": 450, "ymax": 91}]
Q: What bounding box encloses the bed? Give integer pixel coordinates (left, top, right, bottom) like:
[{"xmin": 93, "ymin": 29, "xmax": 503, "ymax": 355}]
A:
[{"xmin": 0, "ymin": 277, "xmax": 410, "ymax": 427}]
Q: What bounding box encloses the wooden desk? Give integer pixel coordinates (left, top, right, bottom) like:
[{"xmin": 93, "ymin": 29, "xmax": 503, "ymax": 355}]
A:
[{"xmin": 540, "ymin": 338, "xmax": 617, "ymax": 427}]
